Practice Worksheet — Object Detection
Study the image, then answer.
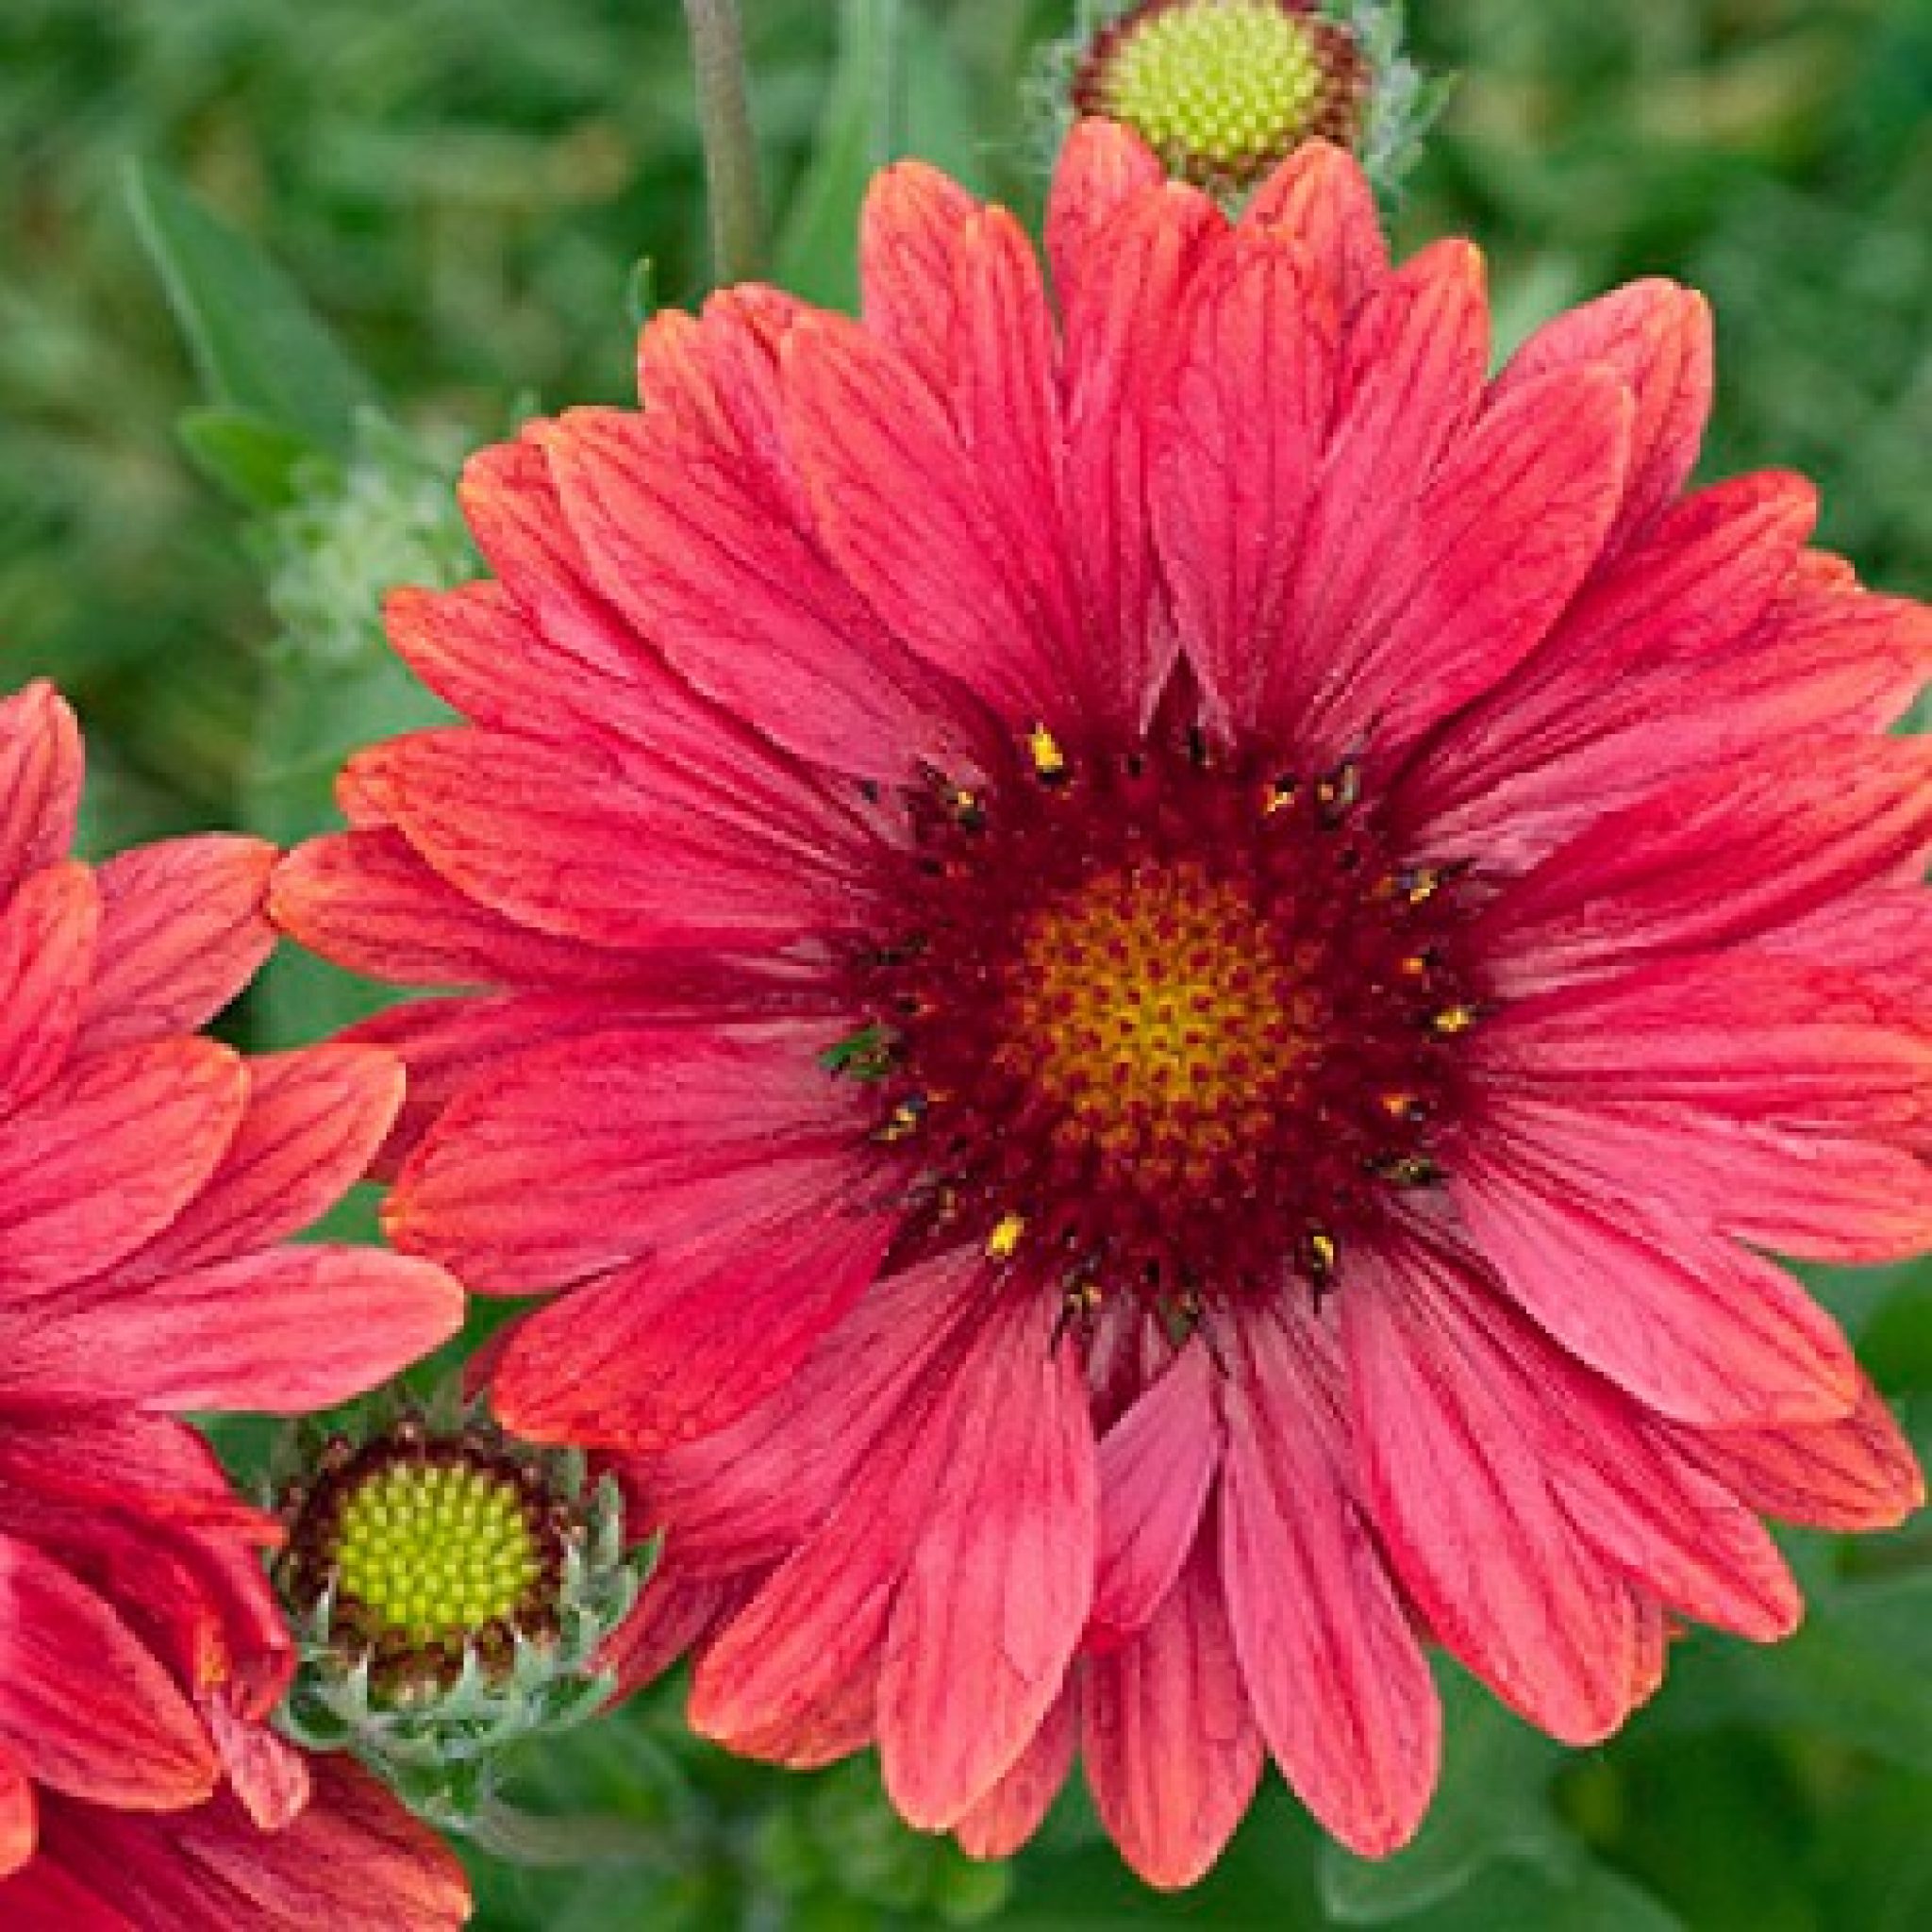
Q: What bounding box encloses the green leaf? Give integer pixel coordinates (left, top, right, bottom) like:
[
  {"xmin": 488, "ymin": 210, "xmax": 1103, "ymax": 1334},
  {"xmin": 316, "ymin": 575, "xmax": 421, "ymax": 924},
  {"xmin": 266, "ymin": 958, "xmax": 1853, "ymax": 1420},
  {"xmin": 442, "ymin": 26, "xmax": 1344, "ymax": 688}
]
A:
[
  {"xmin": 175, "ymin": 407, "xmax": 325, "ymax": 511},
  {"xmin": 1809, "ymin": 1764, "xmax": 1932, "ymax": 1932},
  {"xmin": 125, "ymin": 158, "xmax": 377, "ymax": 453},
  {"xmin": 1398, "ymin": 1857, "xmax": 1682, "ymax": 1932},
  {"xmin": 625, "ymin": 255, "xmax": 660, "ymax": 332},
  {"xmin": 1569, "ymin": 1728, "xmax": 1815, "ymax": 1932},
  {"xmin": 774, "ymin": 0, "xmax": 902, "ymax": 310},
  {"xmin": 1003, "ymin": 1778, "xmax": 1324, "ymax": 1928},
  {"xmin": 1318, "ymin": 1663, "xmax": 1566, "ymax": 1924},
  {"xmin": 246, "ymin": 650, "xmax": 453, "ymax": 1045},
  {"xmin": 1649, "ymin": 1571, "xmax": 1932, "ymax": 1773},
  {"xmin": 774, "ymin": 0, "xmax": 983, "ymax": 311}
]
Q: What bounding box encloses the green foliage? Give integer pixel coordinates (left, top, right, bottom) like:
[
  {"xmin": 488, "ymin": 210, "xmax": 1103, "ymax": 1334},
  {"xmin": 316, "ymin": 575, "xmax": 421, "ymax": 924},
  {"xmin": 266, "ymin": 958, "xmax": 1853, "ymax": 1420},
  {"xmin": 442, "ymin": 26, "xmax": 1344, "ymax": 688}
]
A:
[
  {"xmin": 127, "ymin": 157, "xmax": 377, "ymax": 453},
  {"xmin": 774, "ymin": 0, "xmax": 986, "ymax": 309},
  {"xmin": 1318, "ymin": 1666, "xmax": 1677, "ymax": 1929},
  {"xmin": 4, "ymin": 0, "xmax": 1928, "ymax": 1924}
]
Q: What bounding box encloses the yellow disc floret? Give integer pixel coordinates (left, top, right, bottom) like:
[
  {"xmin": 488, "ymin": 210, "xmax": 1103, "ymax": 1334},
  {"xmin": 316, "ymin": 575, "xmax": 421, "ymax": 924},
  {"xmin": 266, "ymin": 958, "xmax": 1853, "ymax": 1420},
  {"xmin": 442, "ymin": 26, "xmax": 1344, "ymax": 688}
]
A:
[
  {"xmin": 1074, "ymin": 0, "xmax": 1369, "ymax": 192},
  {"xmin": 999, "ymin": 858, "xmax": 1316, "ymax": 1188},
  {"xmin": 334, "ymin": 1455, "xmax": 541, "ymax": 1643}
]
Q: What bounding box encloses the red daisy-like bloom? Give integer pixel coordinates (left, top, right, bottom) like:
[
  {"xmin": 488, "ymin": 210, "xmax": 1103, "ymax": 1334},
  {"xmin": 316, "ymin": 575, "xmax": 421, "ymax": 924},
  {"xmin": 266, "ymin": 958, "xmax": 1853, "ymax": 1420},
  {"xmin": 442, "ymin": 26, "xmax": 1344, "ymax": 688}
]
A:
[
  {"xmin": 6, "ymin": 1760, "xmax": 468, "ymax": 1931},
  {"xmin": 275, "ymin": 125, "xmax": 1929, "ymax": 1878},
  {"xmin": 0, "ymin": 682, "xmax": 467, "ymax": 1924}
]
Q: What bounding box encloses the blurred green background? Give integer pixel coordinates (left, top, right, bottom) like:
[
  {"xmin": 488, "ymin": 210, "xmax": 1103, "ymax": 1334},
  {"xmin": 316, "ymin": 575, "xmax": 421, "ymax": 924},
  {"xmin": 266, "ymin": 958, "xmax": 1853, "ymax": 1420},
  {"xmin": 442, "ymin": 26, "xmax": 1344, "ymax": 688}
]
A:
[{"xmin": 2, "ymin": 1, "xmax": 1927, "ymax": 1925}]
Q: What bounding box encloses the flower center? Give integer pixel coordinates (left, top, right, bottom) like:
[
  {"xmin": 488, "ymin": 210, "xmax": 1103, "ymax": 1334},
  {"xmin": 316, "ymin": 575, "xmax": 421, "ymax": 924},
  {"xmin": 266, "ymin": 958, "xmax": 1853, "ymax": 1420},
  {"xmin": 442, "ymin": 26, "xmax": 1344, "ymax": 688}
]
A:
[
  {"xmin": 278, "ymin": 1420, "xmax": 566, "ymax": 1688},
  {"xmin": 999, "ymin": 858, "xmax": 1316, "ymax": 1189},
  {"xmin": 1073, "ymin": 0, "xmax": 1369, "ymax": 192},
  {"xmin": 844, "ymin": 727, "xmax": 1483, "ymax": 1313},
  {"xmin": 335, "ymin": 1458, "xmax": 539, "ymax": 1643}
]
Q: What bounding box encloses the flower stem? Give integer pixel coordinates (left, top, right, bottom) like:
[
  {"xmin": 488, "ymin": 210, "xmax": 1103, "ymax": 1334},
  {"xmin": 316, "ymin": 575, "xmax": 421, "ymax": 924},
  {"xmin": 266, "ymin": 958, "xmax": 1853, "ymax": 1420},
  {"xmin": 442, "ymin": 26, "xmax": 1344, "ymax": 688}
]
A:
[
  {"xmin": 469, "ymin": 1790, "xmax": 672, "ymax": 1869},
  {"xmin": 681, "ymin": 0, "xmax": 768, "ymax": 285}
]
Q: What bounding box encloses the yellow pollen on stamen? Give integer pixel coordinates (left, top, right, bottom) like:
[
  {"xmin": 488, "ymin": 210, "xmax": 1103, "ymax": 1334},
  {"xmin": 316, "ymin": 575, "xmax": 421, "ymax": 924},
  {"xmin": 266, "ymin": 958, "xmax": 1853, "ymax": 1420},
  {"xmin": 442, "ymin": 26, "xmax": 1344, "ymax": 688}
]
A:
[
  {"xmin": 1028, "ymin": 724, "xmax": 1069, "ymax": 782},
  {"xmin": 987, "ymin": 1211, "xmax": 1029, "ymax": 1258},
  {"xmin": 998, "ymin": 858, "xmax": 1314, "ymax": 1186}
]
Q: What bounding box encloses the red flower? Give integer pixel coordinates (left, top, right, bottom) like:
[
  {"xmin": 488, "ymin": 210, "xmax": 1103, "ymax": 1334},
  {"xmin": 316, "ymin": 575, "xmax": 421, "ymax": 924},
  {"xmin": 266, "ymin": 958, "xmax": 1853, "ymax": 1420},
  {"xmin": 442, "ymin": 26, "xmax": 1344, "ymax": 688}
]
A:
[
  {"xmin": 274, "ymin": 126, "xmax": 1929, "ymax": 1880},
  {"xmin": 6, "ymin": 1759, "xmax": 467, "ymax": 1931},
  {"xmin": 0, "ymin": 682, "xmax": 466, "ymax": 1924}
]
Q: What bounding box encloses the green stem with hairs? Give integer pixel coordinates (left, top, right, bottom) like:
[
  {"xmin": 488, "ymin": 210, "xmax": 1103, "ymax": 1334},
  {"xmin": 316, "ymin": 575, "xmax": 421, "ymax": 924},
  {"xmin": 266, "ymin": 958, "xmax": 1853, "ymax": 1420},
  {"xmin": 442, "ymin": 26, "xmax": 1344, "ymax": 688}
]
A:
[
  {"xmin": 681, "ymin": 0, "xmax": 769, "ymax": 284},
  {"xmin": 467, "ymin": 1790, "xmax": 676, "ymax": 1869}
]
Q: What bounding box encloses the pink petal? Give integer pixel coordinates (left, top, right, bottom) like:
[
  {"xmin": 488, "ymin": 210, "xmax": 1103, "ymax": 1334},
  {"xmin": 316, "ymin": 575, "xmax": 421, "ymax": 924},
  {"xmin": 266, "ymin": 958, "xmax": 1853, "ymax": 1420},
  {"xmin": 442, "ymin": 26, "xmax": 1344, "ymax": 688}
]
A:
[
  {"xmin": 1677, "ymin": 1375, "xmax": 1925, "ymax": 1532},
  {"xmin": 1091, "ymin": 1341, "xmax": 1222, "ymax": 1645},
  {"xmin": 1058, "ymin": 179, "xmax": 1224, "ymax": 739},
  {"xmin": 342, "ymin": 987, "xmax": 718, "ymax": 1183},
  {"xmin": 0, "ymin": 861, "xmax": 98, "ymax": 1110},
  {"xmin": 1341, "ymin": 1239, "xmax": 1642, "ymax": 1745},
  {"xmin": 1, "ymin": 1750, "xmax": 35, "ymax": 1879},
  {"xmin": 1220, "ymin": 1303, "xmax": 1440, "ymax": 1856},
  {"xmin": 1257, "ymin": 240, "xmax": 1490, "ymax": 747},
  {"xmin": 0, "ymin": 1534, "xmax": 214, "ymax": 1809},
  {"xmin": 1086, "ymin": 1540, "xmax": 1263, "ymax": 1890},
  {"xmin": 948, "ymin": 207, "xmax": 1090, "ymax": 709},
  {"xmin": 860, "ymin": 158, "xmax": 980, "ymax": 393},
  {"xmin": 0, "ymin": 682, "xmax": 82, "ymax": 902},
  {"xmin": 1411, "ymin": 471, "xmax": 1820, "ymax": 859},
  {"xmin": 1452, "ymin": 1295, "xmax": 1803, "ymax": 1640},
  {"xmin": 1045, "ymin": 119, "xmax": 1165, "ymax": 320},
  {"xmin": 1484, "ymin": 953, "xmax": 1932, "ymax": 1141},
  {"xmin": 953, "ymin": 1690, "xmax": 1077, "ymax": 1863},
  {"xmin": 781, "ymin": 309, "xmax": 1074, "ymax": 729},
  {"xmin": 878, "ymin": 1292, "xmax": 1097, "ymax": 1829},
  {"xmin": 691, "ymin": 1332, "xmax": 972, "ymax": 1757},
  {"xmin": 1772, "ymin": 885, "xmax": 1932, "ymax": 1010},
  {"xmin": 388, "ymin": 1025, "xmax": 865, "ymax": 1294},
  {"xmin": 519, "ymin": 407, "xmax": 937, "ymax": 822},
  {"xmin": 383, "ymin": 575, "xmax": 703, "ymax": 772},
  {"xmin": 204, "ymin": 1693, "xmax": 310, "ymax": 1831},
  {"xmin": 1310, "ymin": 364, "xmax": 1633, "ymax": 757},
  {"xmin": 0, "ymin": 1247, "xmax": 461, "ymax": 1414},
  {"xmin": 75, "ymin": 837, "xmax": 275, "ymax": 1054},
  {"xmin": 641, "ymin": 1249, "xmax": 987, "ymax": 1577},
  {"xmin": 1485, "ymin": 1089, "xmax": 1932, "ymax": 1267},
  {"xmin": 1495, "ymin": 279, "xmax": 1712, "ymax": 551},
  {"xmin": 1157, "ymin": 225, "xmax": 1340, "ymax": 735},
  {"xmin": 0, "ymin": 1410, "xmax": 275, "ymax": 1538},
  {"xmin": 367, "ymin": 725, "xmax": 874, "ymax": 951},
  {"xmin": 1452, "ymin": 1127, "xmax": 1857, "ymax": 1427},
  {"xmin": 1483, "ymin": 739, "xmax": 1932, "ymax": 992},
  {"xmin": 1245, "ymin": 138, "xmax": 1390, "ymax": 315},
  {"xmin": 599, "ymin": 1572, "xmax": 745, "ymax": 1702},
  {"xmin": 491, "ymin": 1163, "xmax": 893, "ymax": 1451},
  {"xmin": 113, "ymin": 1045, "xmax": 406, "ymax": 1281},
  {"xmin": 272, "ymin": 827, "xmax": 648, "ymax": 989},
  {"xmin": 78, "ymin": 1756, "xmax": 471, "ymax": 1930},
  {"xmin": 458, "ymin": 429, "xmax": 649, "ymax": 673},
  {"xmin": 721, "ymin": 1647, "xmax": 880, "ymax": 1773},
  {"xmin": 545, "ymin": 382, "xmax": 984, "ymax": 788},
  {"xmin": 0, "ymin": 1039, "xmax": 244, "ymax": 1294}
]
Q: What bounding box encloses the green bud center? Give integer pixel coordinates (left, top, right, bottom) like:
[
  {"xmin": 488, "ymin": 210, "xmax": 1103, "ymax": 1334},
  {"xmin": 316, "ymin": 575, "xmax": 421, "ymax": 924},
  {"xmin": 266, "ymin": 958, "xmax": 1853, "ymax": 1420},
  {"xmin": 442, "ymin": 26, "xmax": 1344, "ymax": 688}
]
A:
[
  {"xmin": 279, "ymin": 1422, "xmax": 569, "ymax": 1689},
  {"xmin": 1075, "ymin": 0, "xmax": 1368, "ymax": 191},
  {"xmin": 334, "ymin": 1455, "xmax": 540, "ymax": 1642}
]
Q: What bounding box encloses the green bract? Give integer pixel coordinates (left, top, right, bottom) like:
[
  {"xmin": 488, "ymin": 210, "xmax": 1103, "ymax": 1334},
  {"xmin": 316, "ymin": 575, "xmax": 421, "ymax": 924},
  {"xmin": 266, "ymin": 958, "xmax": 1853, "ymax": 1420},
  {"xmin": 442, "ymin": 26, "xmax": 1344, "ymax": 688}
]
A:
[{"xmin": 272, "ymin": 1397, "xmax": 653, "ymax": 1838}]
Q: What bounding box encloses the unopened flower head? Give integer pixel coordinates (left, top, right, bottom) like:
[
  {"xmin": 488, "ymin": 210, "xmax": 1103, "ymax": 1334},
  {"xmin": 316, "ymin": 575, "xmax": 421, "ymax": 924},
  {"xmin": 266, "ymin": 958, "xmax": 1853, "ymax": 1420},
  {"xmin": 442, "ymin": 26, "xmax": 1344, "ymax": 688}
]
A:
[
  {"xmin": 274, "ymin": 1402, "xmax": 647, "ymax": 1831},
  {"xmin": 1074, "ymin": 0, "xmax": 1365, "ymax": 192},
  {"xmin": 1049, "ymin": 0, "xmax": 1442, "ymax": 198}
]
